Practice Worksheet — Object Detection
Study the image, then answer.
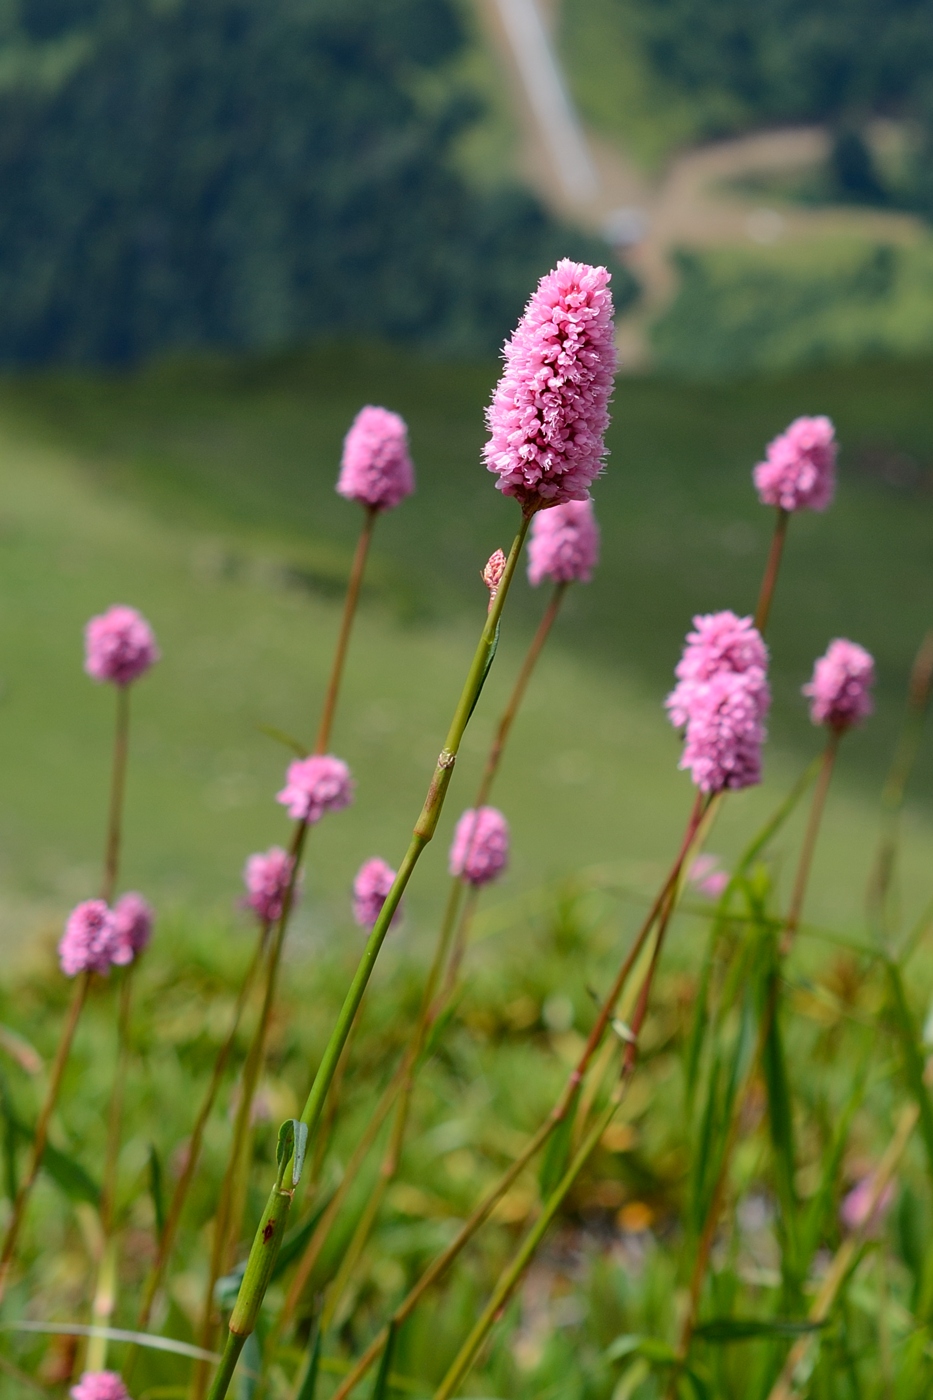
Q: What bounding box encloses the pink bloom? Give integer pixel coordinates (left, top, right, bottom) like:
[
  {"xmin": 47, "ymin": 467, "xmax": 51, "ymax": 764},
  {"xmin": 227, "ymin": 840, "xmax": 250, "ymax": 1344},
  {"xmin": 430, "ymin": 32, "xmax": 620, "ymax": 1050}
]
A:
[
  {"xmin": 841, "ymin": 1176, "xmax": 895, "ymax": 1236},
  {"xmin": 243, "ymin": 847, "xmax": 298, "ymax": 925},
  {"xmin": 71, "ymin": 1374, "xmax": 131, "ymax": 1400},
  {"xmin": 753, "ymin": 416, "xmax": 837, "ymax": 513},
  {"xmin": 352, "ymin": 857, "xmax": 401, "ymax": 930},
  {"xmin": 677, "ymin": 670, "xmax": 770, "ymax": 793},
  {"xmin": 276, "ymin": 755, "xmax": 354, "ymax": 824},
  {"xmin": 449, "ymin": 807, "xmax": 510, "ymax": 887},
  {"xmin": 527, "ymin": 497, "xmax": 600, "ymax": 586},
  {"xmin": 688, "ymin": 854, "xmax": 729, "ymax": 899},
  {"xmin": 803, "ymin": 639, "xmax": 875, "ymax": 732},
  {"xmin": 484, "ymin": 260, "xmax": 616, "ymax": 511},
  {"xmin": 59, "ymin": 900, "xmax": 118, "ymax": 977},
  {"xmin": 482, "ymin": 549, "xmax": 507, "ymax": 611},
  {"xmin": 336, "ymin": 406, "xmax": 415, "ymax": 512},
  {"xmin": 85, "ymin": 606, "xmax": 159, "ymax": 686},
  {"xmin": 669, "ymin": 611, "xmax": 768, "ymax": 700},
  {"xmin": 110, "ymin": 892, "xmax": 154, "ymax": 965}
]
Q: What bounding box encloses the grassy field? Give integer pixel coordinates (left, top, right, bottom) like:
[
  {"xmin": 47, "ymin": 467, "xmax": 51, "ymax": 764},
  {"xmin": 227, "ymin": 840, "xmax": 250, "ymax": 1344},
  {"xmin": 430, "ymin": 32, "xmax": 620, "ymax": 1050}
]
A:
[{"xmin": 0, "ymin": 346, "xmax": 931, "ymax": 952}]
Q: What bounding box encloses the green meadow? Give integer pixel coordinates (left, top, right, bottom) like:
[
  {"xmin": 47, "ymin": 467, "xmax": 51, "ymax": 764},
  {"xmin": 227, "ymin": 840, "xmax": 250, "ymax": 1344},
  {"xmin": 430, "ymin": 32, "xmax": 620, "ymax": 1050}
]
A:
[{"xmin": 0, "ymin": 346, "xmax": 931, "ymax": 951}]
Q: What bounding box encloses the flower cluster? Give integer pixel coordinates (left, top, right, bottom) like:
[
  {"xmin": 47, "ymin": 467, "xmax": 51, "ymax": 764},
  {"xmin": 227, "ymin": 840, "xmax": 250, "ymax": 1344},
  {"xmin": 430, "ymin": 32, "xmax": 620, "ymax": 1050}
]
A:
[
  {"xmin": 85, "ymin": 606, "xmax": 159, "ymax": 686},
  {"xmin": 277, "ymin": 755, "xmax": 354, "ymax": 824},
  {"xmin": 667, "ymin": 611, "xmax": 770, "ymax": 793},
  {"xmin": 337, "ymin": 405, "xmax": 415, "ymax": 512},
  {"xmin": 527, "ymin": 497, "xmax": 600, "ymax": 586},
  {"xmin": 753, "ymin": 415, "xmax": 837, "ymax": 513},
  {"xmin": 243, "ymin": 847, "xmax": 299, "ymax": 925},
  {"xmin": 71, "ymin": 1374, "xmax": 131, "ymax": 1400},
  {"xmin": 804, "ymin": 638, "xmax": 875, "ymax": 732},
  {"xmin": 449, "ymin": 807, "xmax": 510, "ymax": 887},
  {"xmin": 484, "ymin": 261, "xmax": 615, "ymax": 511},
  {"xmin": 59, "ymin": 895, "xmax": 154, "ymax": 976},
  {"xmin": 353, "ymin": 857, "xmax": 400, "ymax": 930}
]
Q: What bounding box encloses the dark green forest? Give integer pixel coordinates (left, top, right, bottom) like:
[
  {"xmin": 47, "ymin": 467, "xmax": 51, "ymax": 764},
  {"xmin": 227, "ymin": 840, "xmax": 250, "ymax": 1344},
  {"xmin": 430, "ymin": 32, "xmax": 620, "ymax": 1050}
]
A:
[{"xmin": 0, "ymin": 0, "xmax": 625, "ymax": 364}]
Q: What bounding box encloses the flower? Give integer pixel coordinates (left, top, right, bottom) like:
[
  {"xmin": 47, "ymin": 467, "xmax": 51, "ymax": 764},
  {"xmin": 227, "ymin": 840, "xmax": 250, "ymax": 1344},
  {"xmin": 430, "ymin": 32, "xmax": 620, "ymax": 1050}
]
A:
[
  {"xmin": 666, "ymin": 613, "xmax": 770, "ymax": 795},
  {"xmin": 336, "ymin": 406, "xmax": 415, "ymax": 512},
  {"xmin": 243, "ymin": 847, "xmax": 298, "ymax": 925},
  {"xmin": 276, "ymin": 755, "xmax": 354, "ymax": 824},
  {"xmin": 482, "ymin": 549, "xmax": 507, "ymax": 611},
  {"xmin": 753, "ymin": 415, "xmax": 837, "ymax": 513},
  {"xmin": 527, "ymin": 497, "xmax": 600, "ymax": 586},
  {"xmin": 85, "ymin": 606, "xmax": 159, "ymax": 686},
  {"xmin": 352, "ymin": 857, "xmax": 401, "ymax": 930},
  {"xmin": 484, "ymin": 260, "xmax": 616, "ymax": 511},
  {"xmin": 688, "ymin": 854, "xmax": 729, "ymax": 899},
  {"xmin": 59, "ymin": 900, "xmax": 118, "ymax": 976},
  {"xmin": 71, "ymin": 1374, "xmax": 131, "ymax": 1400},
  {"xmin": 803, "ymin": 639, "xmax": 875, "ymax": 732},
  {"xmin": 449, "ymin": 807, "xmax": 510, "ymax": 887},
  {"xmin": 111, "ymin": 892, "xmax": 154, "ymax": 965},
  {"xmin": 840, "ymin": 1176, "xmax": 895, "ymax": 1236}
]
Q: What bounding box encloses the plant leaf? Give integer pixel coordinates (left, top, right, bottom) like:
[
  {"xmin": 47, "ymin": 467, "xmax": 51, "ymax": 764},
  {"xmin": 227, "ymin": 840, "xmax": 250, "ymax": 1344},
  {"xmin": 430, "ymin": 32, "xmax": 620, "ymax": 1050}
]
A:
[
  {"xmin": 294, "ymin": 1317, "xmax": 321, "ymax": 1400},
  {"xmin": 694, "ymin": 1317, "xmax": 826, "ymax": 1342},
  {"xmin": 256, "ymin": 724, "xmax": 309, "ymax": 758},
  {"xmin": 148, "ymin": 1142, "xmax": 166, "ymax": 1241},
  {"xmin": 371, "ymin": 1319, "xmax": 397, "ymax": 1400}
]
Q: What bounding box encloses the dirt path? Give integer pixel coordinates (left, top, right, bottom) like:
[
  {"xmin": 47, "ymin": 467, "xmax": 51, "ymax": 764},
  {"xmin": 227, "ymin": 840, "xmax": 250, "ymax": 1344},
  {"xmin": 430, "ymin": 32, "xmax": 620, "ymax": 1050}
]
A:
[{"xmin": 475, "ymin": 0, "xmax": 925, "ymax": 365}]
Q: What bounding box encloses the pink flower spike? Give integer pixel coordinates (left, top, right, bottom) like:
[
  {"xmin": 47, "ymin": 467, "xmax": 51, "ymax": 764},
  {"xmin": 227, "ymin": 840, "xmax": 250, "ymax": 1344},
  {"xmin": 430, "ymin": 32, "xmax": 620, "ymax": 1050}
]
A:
[
  {"xmin": 688, "ymin": 854, "xmax": 729, "ymax": 900},
  {"xmin": 352, "ymin": 857, "xmax": 401, "ymax": 930},
  {"xmin": 59, "ymin": 900, "xmax": 118, "ymax": 977},
  {"xmin": 527, "ymin": 497, "xmax": 600, "ymax": 586},
  {"xmin": 243, "ymin": 847, "xmax": 298, "ymax": 925},
  {"xmin": 336, "ymin": 406, "xmax": 415, "ymax": 512},
  {"xmin": 449, "ymin": 807, "xmax": 510, "ymax": 887},
  {"xmin": 85, "ymin": 606, "xmax": 159, "ymax": 686},
  {"xmin": 840, "ymin": 1176, "xmax": 895, "ymax": 1236},
  {"xmin": 676, "ymin": 670, "xmax": 770, "ymax": 794},
  {"xmin": 110, "ymin": 893, "xmax": 154, "ymax": 965},
  {"xmin": 276, "ymin": 755, "xmax": 354, "ymax": 825},
  {"xmin": 753, "ymin": 415, "xmax": 837, "ymax": 513},
  {"xmin": 484, "ymin": 260, "xmax": 616, "ymax": 512},
  {"xmin": 71, "ymin": 1374, "xmax": 131, "ymax": 1400},
  {"xmin": 803, "ymin": 639, "xmax": 875, "ymax": 733}
]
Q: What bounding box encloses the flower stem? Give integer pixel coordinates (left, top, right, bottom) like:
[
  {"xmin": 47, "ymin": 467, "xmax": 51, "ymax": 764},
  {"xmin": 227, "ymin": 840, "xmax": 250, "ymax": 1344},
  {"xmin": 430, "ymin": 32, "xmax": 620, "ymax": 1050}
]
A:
[
  {"xmin": 327, "ymin": 794, "xmax": 708, "ymax": 1400},
  {"xmin": 754, "ymin": 508, "xmax": 789, "ymax": 634},
  {"xmin": 314, "ymin": 506, "xmax": 377, "ymax": 756},
  {"xmin": 0, "ymin": 971, "xmax": 92, "ymax": 1304},
  {"xmin": 102, "ymin": 686, "xmax": 131, "ymax": 905},
  {"xmin": 671, "ymin": 733, "xmax": 840, "ymax": 1386},
  {"xmin": 204, "ymin": 512, "xmax": 532, "ymax": 1400}
]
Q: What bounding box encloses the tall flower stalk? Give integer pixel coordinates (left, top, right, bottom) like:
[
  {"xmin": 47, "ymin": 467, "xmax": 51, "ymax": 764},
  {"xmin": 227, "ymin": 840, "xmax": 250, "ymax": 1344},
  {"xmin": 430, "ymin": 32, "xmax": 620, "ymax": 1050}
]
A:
[{"xmin": 204, "ymin": 259, "xmax": 617, "ymax": 1400}]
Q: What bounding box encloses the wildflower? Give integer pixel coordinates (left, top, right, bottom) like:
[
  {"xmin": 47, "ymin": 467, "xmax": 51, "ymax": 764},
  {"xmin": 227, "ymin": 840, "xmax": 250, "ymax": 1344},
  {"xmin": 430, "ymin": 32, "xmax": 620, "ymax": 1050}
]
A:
[
  {"xmin": 482, "ymin": 549, "xmax": 507, "ymax": 611},
  {"xmin": 276, "ymin": 755, "xmax": 354, "ymax": 824},
  {"xmin": 110, "ymin": 892, "xmax": 154, "ymax": 965},
  {"xmin": 484, "ymin": 260, "xmax": 615, "ymax": 511},
  {"xmin": 59, "ymin": 900, "xmax": 118, "ymax": 977},
  {"xmin": 336, "ymin": 405, "xmax": 415, "ymax": 512},
  {"xmin": 85, "ymin": 606, "xmax": 159, "ymax": 686},
  {"xmin": 688, "ymin": 854, "xmax": 729, "ymax": 899},
  {"xmin": 753, "ymin": 416, "xmax": 837, "ymax": 513},
  {"xmin": 71, "ymin": 1374, "xmax": 131, "ymax": 1400},
  {"xmin": 803, "ymin": 639, "xmax": 875, "ymax": 733},
  {"xmin": 666, "ymin": 613, "xmax": 770, "ymax": 795},
  {"xmin": 243, "ymin": 847, "xmax": 298, "ymax": 925},
  {"xmin": 352, "ymin": 857, "xmax": 401, "ymax": 930},
  {"xmin": 449, "ymin": 807, "xmax": 510, "ymax": 887},
  {"xmin": 840, "ymin": 1176, "xmax": 895, "ymax": 1236},
  {"xmin": 527, "ymin": 497, "xmax": 600, "ymax": 586}
]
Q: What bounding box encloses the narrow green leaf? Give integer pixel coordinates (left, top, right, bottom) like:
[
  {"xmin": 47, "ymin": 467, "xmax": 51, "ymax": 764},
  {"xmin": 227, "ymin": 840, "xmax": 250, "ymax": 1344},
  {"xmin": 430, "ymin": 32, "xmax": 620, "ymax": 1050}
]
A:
[
  {"xmin": 371, "ymin": 1319, "xmax": 397, "ymax": 1400},
  {"xmin": 276, "ymin": 1119, "xmax": 308, "ymax": 1187},
  {"xmin": 467, "ymin": 621, "xmax": 500, "ymax": 724},
  {"xmin": 148, "ymin": 1142, "xmax": 166, "ymax": 1241},
  {"xmin": 0, "ymin": 1071, "xmax": 19, "ymax": 1203},
  {"xmin": 605, "ymin": 1334, "xmax": 678, "ymax": 1366},
  {"xmin": 2, "ymin": 1099, "xmax": 99, "ymax": 1204},
  {"xmin": 760, "ymin": 970, "xmax": 800, "ymax": 1291},
  {"xmin": 539, "ymin": 1096, "xmax": 576, "ymax": 1200},
  {"xmin": 294, "ymin": 1317, "xmax": 321, "ymax": 1400},
  {"xmin": 695, "ymin": 1317, "xmax": 826, "ymax": 1343},
  {"xmin": 256, "ymin": 725, "xmax": 309, "ymax": 758},
  {"xmin": 886, "ymin": 960, "xmax": 933, "ymax": 1187}
]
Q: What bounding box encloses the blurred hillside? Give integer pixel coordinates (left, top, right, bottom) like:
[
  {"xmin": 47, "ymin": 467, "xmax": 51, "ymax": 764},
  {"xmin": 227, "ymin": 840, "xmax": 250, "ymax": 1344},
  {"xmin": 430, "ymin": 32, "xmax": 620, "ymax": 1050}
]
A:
[{"xmin": 0, "ymin": 0, "xmax": 632, "ymax": 363}]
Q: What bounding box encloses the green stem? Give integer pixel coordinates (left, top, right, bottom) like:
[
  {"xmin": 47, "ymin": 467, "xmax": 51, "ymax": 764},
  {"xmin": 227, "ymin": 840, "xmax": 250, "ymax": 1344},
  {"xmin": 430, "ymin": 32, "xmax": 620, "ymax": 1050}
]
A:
[
  {"xmin": 314, "ymin": 506, "xmax": 377, "ymax": 756},
  {"xmin": 102, "ymin": 686, "xmax": 131, "ymax": 905},
  {"xmin": 205, "ymin": 512, "xmax": 532, "ymax": 1400},
  {"xmin": 0, "ymin": 971, "xmax": 92, "ymax": 1304},
  {"xmin": 754, "ymin": 508, "xmax": 789, "ymax": 634}
]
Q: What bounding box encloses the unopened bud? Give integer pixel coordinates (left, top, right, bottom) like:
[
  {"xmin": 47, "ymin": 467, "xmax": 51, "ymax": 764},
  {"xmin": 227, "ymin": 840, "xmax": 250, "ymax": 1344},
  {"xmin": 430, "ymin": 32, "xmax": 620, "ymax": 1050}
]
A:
[{"xmin": 482, "ymin": 549, "xmax": 507, "ymax": 612}]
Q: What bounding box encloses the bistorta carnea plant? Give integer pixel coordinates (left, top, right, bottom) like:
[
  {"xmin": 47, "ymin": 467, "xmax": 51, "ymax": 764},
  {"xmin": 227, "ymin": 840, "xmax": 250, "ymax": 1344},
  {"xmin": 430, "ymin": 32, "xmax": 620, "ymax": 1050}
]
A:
[{"xmin": 2, "ymin": 261, "xmax": 931, "ymax": 1400}]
